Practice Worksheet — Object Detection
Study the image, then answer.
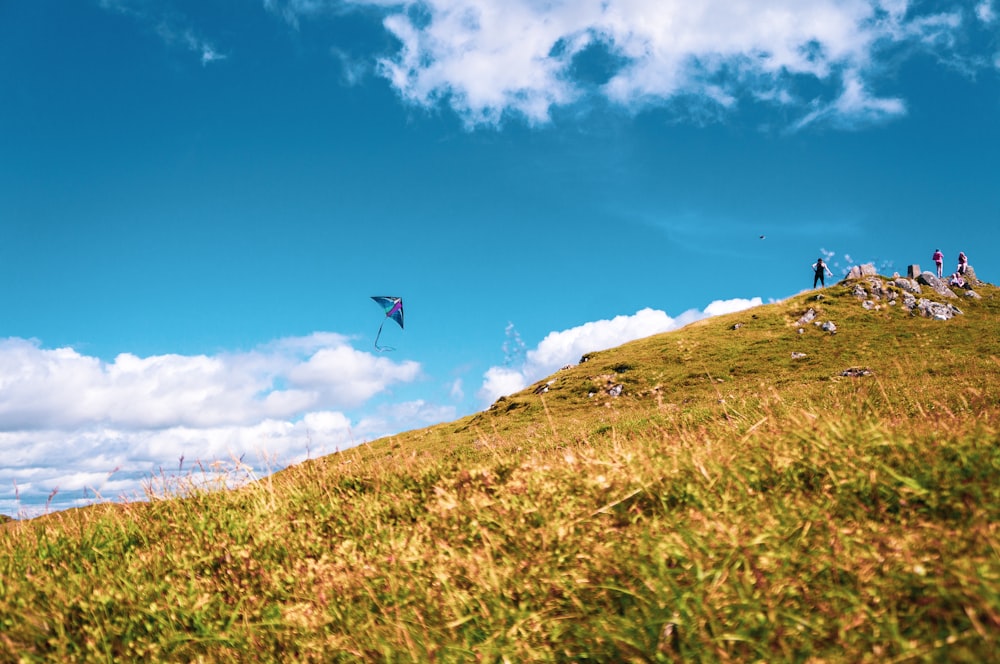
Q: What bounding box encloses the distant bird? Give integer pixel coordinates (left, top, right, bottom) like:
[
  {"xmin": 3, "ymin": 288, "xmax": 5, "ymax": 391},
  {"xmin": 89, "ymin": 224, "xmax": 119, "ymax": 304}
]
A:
[{"xmin": 759, "ymin": 235, "xmax": 766, "ymax": 239}]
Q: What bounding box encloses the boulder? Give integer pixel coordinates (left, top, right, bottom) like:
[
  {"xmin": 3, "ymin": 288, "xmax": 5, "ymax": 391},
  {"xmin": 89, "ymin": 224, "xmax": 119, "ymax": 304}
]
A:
[
  {"xmin": 917, "ymin": 272, "xmax": 958, "ymax": 298},
  {"xmin": 914, "ymin": 298, "xmax": 962, "ymax": 320},
  {"xmin": 534, "ymin": 379, "xmax": 555, "ymax": 394},
  {"xmin": 796, "ymin": 308, "xmax": 817, "ymax": 326},
  {"xmin": 917, "ymin": 271, "xmax": 942, "ymax": 288},
  {"xmin": 821, "ymin": 321, "xmax": 837, "ymax": 333},
  {"xmin": 846, "ymin": 263, "xmax": 877, "ymax": 280},
  {"xmin": 892, "ymin": 278, "xmax": 922, "ymax": 294},
  {"xmin": 867, "ymin": 277, "xmax": 886, "ymax": 299},
  {"xmin": 964, "ymin": 265, "xmax": 981, "ymax": 285}
]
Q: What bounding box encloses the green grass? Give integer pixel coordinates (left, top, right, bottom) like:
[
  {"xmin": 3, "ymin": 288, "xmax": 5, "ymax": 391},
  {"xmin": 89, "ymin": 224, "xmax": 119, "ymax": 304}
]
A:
[{"xmin": 3, "ymin": 278, "xmax": 1000, "ymax": 662}]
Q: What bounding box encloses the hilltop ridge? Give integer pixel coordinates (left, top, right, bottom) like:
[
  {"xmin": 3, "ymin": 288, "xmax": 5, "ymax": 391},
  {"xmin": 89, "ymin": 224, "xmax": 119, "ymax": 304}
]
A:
[{"xmin": 348, "ymin": 265, "xmax": 998, "ymax": 466}]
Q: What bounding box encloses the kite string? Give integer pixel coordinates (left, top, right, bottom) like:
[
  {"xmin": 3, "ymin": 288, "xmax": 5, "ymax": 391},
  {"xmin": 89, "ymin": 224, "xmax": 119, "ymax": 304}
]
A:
[{"xmin": 374, "ymin": 318, "xmax": 395, "ymax": 352}]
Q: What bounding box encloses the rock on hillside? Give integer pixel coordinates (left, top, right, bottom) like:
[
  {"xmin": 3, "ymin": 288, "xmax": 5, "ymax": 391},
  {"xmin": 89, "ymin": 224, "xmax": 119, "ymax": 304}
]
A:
[{"xmin": 841, "ymin": 263, "xmax": 988, "ymax": 321}]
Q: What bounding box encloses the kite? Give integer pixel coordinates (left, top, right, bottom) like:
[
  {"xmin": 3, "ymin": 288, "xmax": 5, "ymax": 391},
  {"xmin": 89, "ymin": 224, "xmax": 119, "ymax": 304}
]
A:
[{"xmin": 371, "ymin": 296, "xmax": 404, "ymax": 351}]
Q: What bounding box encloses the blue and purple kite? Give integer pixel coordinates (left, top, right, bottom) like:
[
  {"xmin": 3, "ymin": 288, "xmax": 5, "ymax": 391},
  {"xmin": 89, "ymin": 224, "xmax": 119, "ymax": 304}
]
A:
[{"xmin": 371, "ymin": 296, "xmax": 404, "ymax": 351}]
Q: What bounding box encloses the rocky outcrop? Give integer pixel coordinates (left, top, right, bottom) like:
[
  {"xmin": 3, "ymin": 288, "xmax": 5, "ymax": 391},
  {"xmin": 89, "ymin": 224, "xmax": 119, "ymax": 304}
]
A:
[
  {"xmin": 917, "ymin": 272, "xmax": 958, "ymax": 298},
  {"xmin": 782, "ymin": 264, "xmax": 989, "ymax": 387},
  {"xmin": 892, "ymin": 278, "xmax": 921, "ymax": 294},
  {"xmin": 915, "ymin": 298, "xmax": 962, "ymax": 321},
  {"xmin": 793, "ymin": 307, "xmax": 838, "ymax": 334},
  {"xmin": 963, "ymin": 265, "xmax": 982, "ymax": 285},
  {"xmin": 842, "ymin": 264, "xmax": 983, "ymax": 320},
  {"xmin": 845, "ymin": 264, "xmax": 878, "ymax": 280}
]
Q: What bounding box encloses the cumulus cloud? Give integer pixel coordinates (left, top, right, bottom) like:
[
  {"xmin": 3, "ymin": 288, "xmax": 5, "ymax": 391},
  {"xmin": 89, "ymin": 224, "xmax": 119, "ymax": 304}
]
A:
[
  {"xmin": 0, "ymin": 336, "xmax": 419, "ymax": 429},
  {"xmin": 478, "ymin": 297, "xmax": 763, "ymax": 404},
  {"xmin": 0, "ymin": 334, "xmax": 421, "ymax": 517},
  {"xmin": 294, "ymin": 0, "xmax": 968, "ymax": 128}
]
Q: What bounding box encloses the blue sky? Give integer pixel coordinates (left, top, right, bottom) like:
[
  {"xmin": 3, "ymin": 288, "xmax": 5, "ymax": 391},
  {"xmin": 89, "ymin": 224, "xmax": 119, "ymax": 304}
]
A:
[{"xmin": 2, "ymin": 0, "xmax": 998, "ymax": 516}]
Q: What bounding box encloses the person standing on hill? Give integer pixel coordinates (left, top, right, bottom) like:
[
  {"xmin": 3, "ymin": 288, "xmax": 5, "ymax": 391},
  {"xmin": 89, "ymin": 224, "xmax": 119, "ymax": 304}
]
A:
[
  {"xmin": 932, "ymin": 248, "xmax": 944, "ymax": 278},
  {"xmin": 957, "ymin": 251, "xmax": 968, "ymax": 275},
  {"xmin": 812, "ymin": 258, "xmax": 833, "ymax": 288}
]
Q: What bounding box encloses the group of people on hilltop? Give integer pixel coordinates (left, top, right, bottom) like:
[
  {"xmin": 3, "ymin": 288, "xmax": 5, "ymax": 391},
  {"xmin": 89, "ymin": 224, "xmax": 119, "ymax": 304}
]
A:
[
  {"xmin": 810, "ymin": 249, "xmax": 969, "ymax": 289},
  {"xmin": 933, "ymin": 248, "xmax": 968, "ymax": 280}
]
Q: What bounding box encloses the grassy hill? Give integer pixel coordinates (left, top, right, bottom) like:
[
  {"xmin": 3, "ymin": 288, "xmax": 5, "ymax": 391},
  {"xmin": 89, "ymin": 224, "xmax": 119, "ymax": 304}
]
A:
[{"xmin": 3, "ymin": 276, "xmax": 999, "ymax": 662}]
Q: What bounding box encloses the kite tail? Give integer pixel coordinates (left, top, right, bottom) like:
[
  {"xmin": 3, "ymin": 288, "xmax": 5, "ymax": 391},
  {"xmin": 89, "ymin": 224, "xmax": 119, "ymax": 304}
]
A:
[{"xmin": 374, "ymin": 319, "xmax": 395, "ymax": 352}]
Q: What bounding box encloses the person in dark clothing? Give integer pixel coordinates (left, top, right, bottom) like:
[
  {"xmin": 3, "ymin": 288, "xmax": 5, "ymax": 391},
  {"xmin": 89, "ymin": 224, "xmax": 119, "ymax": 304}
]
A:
[{"xmin": 812, "ymin": 258, "xmax": 833, "ymax": 288}]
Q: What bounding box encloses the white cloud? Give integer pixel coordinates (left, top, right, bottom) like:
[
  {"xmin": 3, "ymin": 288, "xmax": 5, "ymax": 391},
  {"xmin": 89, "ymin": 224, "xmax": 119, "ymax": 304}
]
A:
[
  {"xmin": 162, "ymin": 26, "xmax": 226, "ymax": 65},
  {"xmin": 331, "ymin": 47, "xmax": 371, "ymax": 85},
  {"xmin": 793, "ymin": 69, "xmax": 906, "ymax": 130},
  {"xmin": 354, "ymin": 399, "xmax": 458, "ymax": 439},
  {"xmin": 311, "ymin": 0, "xmax": 967, "ymax": 128},
  {"xmin": 264, "ymin": 0, "xmax": 336, "ymax": 28},
  {"xmin": 288, "ymin": 345, "xmax": 421, "ymax": 408},
  {"xmin": 99, "ymin": 0, "xmax": 227, "ymax": 65},
  {"xmin": 976, "ymin": 1, "xmax": 996, "ymax": 24},
  {"xmin": 198, "ymin": 44, "xmax": 227, "ymax": 66},
  {"xmin": 477, "ymin": 297, "xmax": 763, "ymax": 404},
  {"xmin": 702, "ymin": 297, "xmax": 764, "ymax": 317},
  {"xmin": 0, "ymin": 336, "xmax": 420, "ymax": 430},
  {"xmin": 0, "ymin": 334, "xmax": 422, "ymax": 517},
  {"xmin": 480, "ymin": 366, "xmax": 533, "ymax": 406}
]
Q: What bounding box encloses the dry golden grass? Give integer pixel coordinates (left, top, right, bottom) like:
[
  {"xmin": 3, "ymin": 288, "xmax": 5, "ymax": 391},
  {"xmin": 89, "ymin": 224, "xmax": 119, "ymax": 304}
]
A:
[{"xmin": 2, "ymin": 278, "xmax": 999, "ymax": 661}]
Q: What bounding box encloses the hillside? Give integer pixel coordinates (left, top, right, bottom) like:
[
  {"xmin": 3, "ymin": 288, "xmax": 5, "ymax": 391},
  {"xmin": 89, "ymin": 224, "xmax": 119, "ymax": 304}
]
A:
[
  {"xmin": 2, "ymin": 273, "xmax": 999, "ymax": 662},
  {"xmin": 358, "ymin": 268, "xmax": 1000, "ymax": 467}
]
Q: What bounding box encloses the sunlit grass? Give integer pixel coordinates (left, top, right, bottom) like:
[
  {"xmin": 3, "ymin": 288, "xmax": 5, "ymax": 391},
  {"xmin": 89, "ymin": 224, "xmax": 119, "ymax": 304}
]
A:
[{"xmin": 2, "ymin": 278, "xmax": 999, "ymax": 661}]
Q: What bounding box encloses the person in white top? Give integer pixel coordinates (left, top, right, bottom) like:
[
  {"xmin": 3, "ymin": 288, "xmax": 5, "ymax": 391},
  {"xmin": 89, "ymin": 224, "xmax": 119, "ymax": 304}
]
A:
[{"xmin": 812, "ymin": 258, "xmax": 833, "ymax": 288}]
